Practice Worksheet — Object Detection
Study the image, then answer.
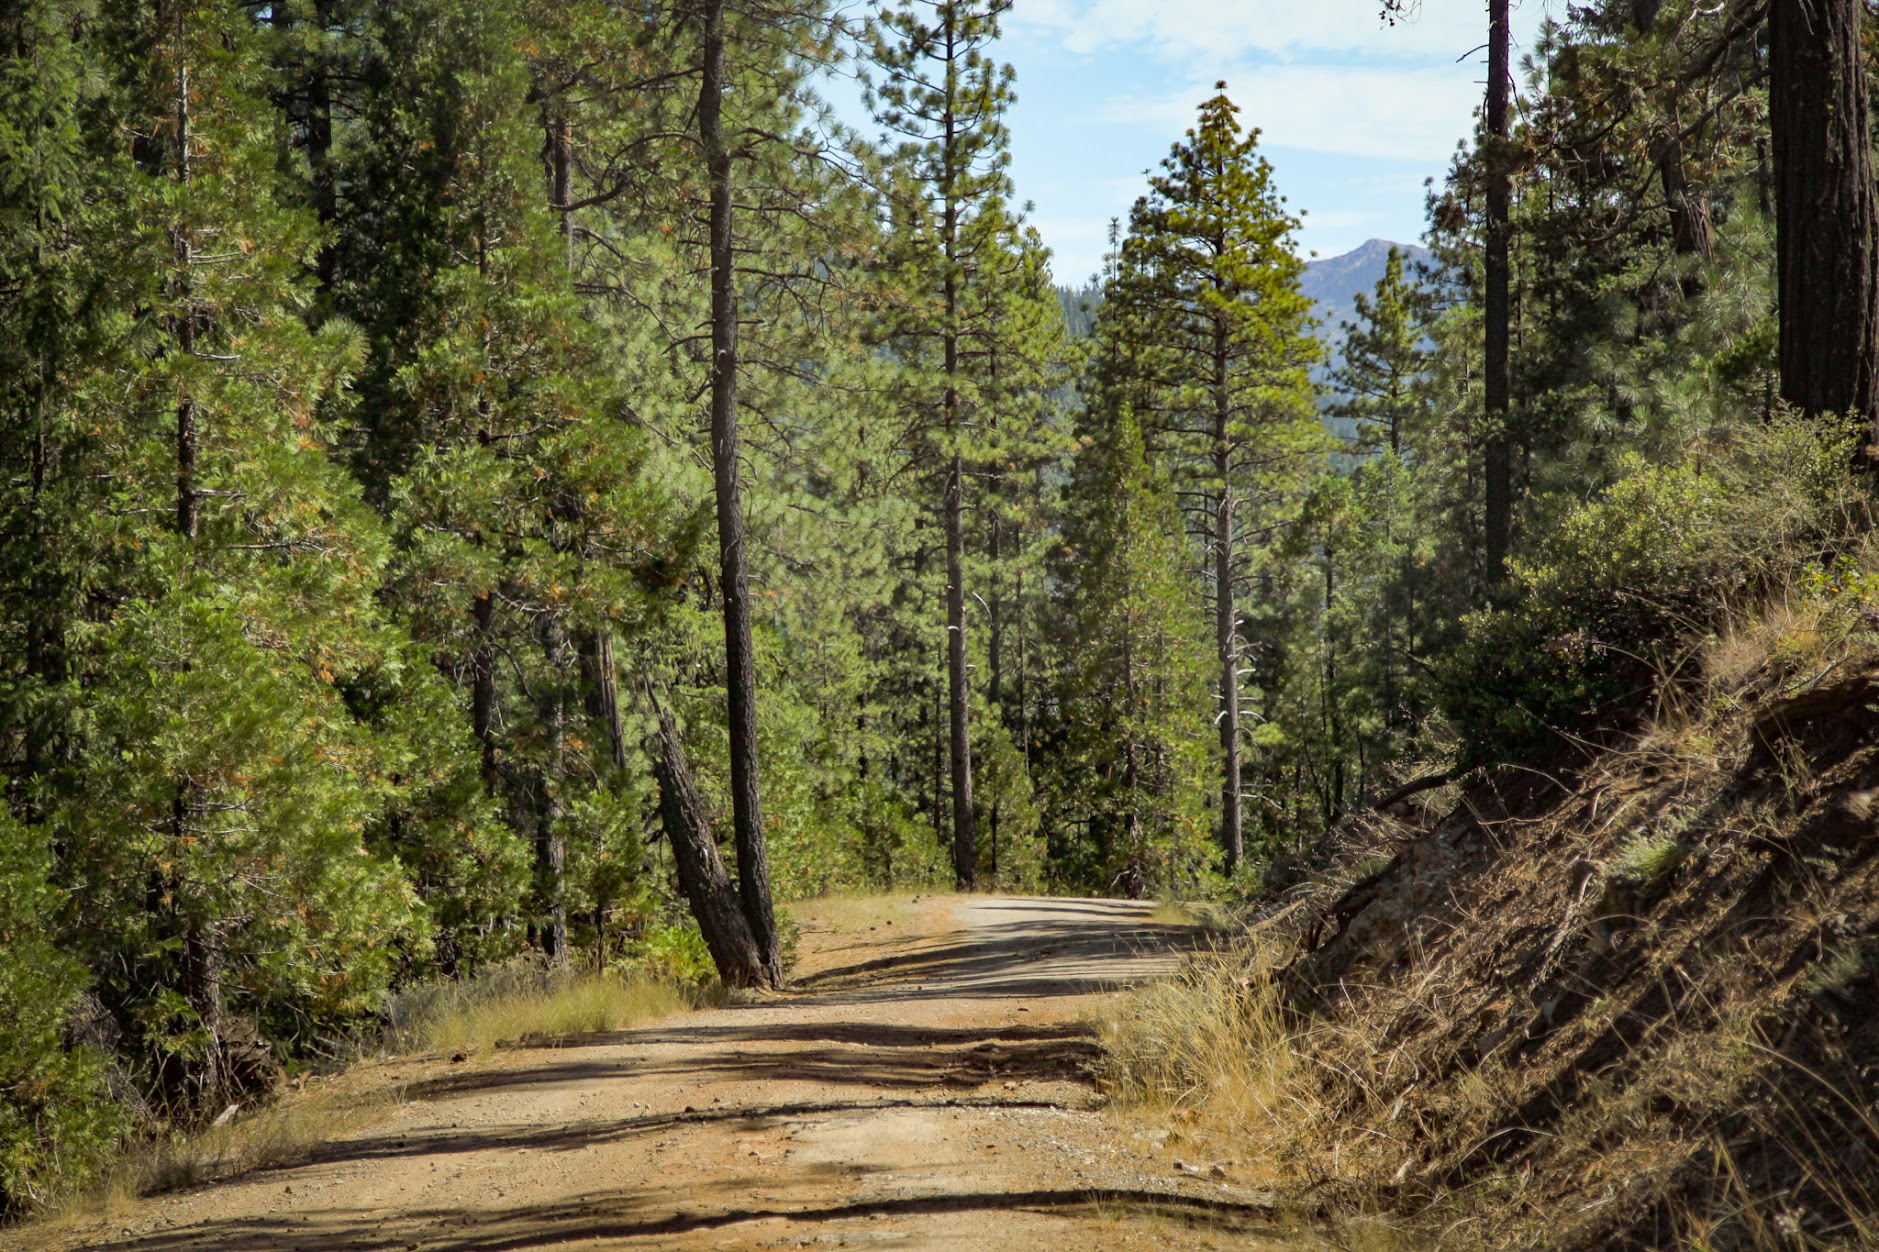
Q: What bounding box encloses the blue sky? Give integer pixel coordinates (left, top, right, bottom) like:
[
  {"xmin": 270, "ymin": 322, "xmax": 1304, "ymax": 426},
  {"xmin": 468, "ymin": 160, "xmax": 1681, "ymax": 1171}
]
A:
[{"xmin": 834, "ymin": 1, "xmax": 1556, "ymax": 285}]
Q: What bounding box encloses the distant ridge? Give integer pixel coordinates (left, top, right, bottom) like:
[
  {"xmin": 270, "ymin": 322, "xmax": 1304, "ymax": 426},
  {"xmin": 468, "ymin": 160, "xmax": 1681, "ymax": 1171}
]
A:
[
  {"xmin": 1303, "ymin": 238, "xmax": 1431, "ymax": 357},
  {"xmin": 1053, "ymin": 239, "xmax": 1432, "ymax": 354}
]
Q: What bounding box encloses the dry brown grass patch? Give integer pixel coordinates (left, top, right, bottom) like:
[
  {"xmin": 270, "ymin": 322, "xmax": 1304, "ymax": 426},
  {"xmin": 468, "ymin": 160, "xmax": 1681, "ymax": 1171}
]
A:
[{"xmin": 789, "ymin": 892, "xmax": 922, "ymax": 935}]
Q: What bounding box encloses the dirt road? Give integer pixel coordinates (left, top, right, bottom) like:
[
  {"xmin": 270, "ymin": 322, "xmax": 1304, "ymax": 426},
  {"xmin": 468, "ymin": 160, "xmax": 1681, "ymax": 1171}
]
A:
[{"xmin": 45, "ymin": 896, "xmax": 1303, "ymax": 1251}]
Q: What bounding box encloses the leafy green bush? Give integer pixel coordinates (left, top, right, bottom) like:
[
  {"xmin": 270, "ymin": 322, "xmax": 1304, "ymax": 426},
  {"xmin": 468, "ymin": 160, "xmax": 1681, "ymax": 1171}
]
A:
[
  {"xmin": 1446, "ymin": 457, "xmax": 1733, "ymax": 761},
  {"xmin": 1445, "ymin": 418, "xmax": 1873, "ymax": 765},
  {"xmin": 617, "ymin": 922, "xmax": 719, "ymax": 990},
  {"xmin": 0, "ymin": 815, "xmax": 123, "ymax": 1216}
]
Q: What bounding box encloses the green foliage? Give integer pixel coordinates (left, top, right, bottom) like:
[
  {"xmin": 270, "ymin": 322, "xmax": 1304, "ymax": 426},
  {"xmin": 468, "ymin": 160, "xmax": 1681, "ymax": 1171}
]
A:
[
  {"xmin": 1608, "ymin": 831, "xmax": 1690, "ymax": 888},
  {"xmin": 1043, "ymin": 411, "xmax": 1216, "ymax": 896},
  {"xmin": 53, "ymin": 591, "xmax": 429, "ymax": 1044},
  {"xmin": 0, "ymin": 0, "xmax": 1867, "ymax": 1219},
  {"xmin": 1328, "ymin": 245, "xmax": 1429, "ymax": 457},
  {"xmin": 1444, "ymin": 415, "xmax": 1871, "ymax": 762},
  {"xmin": 617, "ymin": 923, "xmax": 719, "ymax": 991},
  {"xmin": 1445, "ymin": 458, "xmax": 1731, "ymax": 758},
  {"xmin": 1087, "ymin": 85, "xmax": 1326, "ymax": 870},
  {"xmin": 0, "ymin": 815, "xmax": 122, "ymax": 1215}
]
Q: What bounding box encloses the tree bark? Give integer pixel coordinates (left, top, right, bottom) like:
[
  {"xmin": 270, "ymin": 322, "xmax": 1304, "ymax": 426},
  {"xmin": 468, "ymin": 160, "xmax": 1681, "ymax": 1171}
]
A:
[
  {"xmin": 580, "ymin": 630, "xmax": 628, "ymax": 772},
  {"xmin": 1482, "ymin": 0, "xmax": 1513, "ymax": 589},
  {"xmin": 536, "ymin": 618, "xmax": 570, "ymax": 966},
  {"xmin": 940, "ymin": 7, "xmax": 977, "ymax": 892},
  {"xmin": 1769, "ymin": 0, "xmax": 1879, "ymax": 429},
  {"xmin": 549, "ymin": 110, "xmax": 574, "ymax": 269},
  {"xmin": 646, "ymin": 687, "xmax": 771, "ymax": 990},
  {"xmin": 172, "ymin": 0, "xmax": 198, "ymax": 543},
  {"xmin": 471, "ymin": 591, "xmax": 499, "ymax": 791},
  {"xmin": 945, "ymin": 452, "xmax": 976, "ymax": 889},
  {"xmin": 307, "ymin": 0, "xmax": 336, "ymax": 294},
  {"xmin": 699, "ymin": 0, "xmax": 782, "ymax": 985},
  {"xmin": 1213, "ymin": 321, "xmax": 1243, "ymax": 873},
  {"xmin": 1629, "ymin": 0, "xmax": 1713, "ymax": 263}
]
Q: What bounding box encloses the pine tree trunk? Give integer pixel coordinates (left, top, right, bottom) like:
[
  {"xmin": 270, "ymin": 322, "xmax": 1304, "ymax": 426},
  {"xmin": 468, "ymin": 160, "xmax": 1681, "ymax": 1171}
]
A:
[
  {"xmin": 1630, "ymin": 0, "xmax": 1712, "ymax": 263},
  {"xmin": 1213, "ymin": 323, "xmax": 1243, "ymax": 873},
  {"xmin": 700, "ymin": 0, "xmax": 782, "ymax": 985},
  {"xmin": 307, "ymin": 0, "xmax": 336, "ymax": 293},
  {"xmin": 471, "ymin": 591, "xmax": 498, "ymax": 790},
  {"xmin": 1769, "ymin": 0, "xmax": 1879, "ymax": 429},
  {"xmin": 945, "ymin": 450, "xmax": 976, "ymax": 890},
  {"xmin": 537, "ymin": 619, "xmax": 570, "ymax": 966},
  {"xmin": 940, "ymin": 4, "xmax": 976, "ymax": 892},
  {"xmin": 1482, "ymin": 0, "xmax": 1513, "ymax": 589},
  {"xmin": 549, "ymin": 111, "xmax": 574, "ymax": 269},
  {"xmin": 21, "ymin": 410, "xmax": 65, "ymax": 812},
  {"xmin": 172, "ymin": 2, "xmax": 198, "ymax": 543},
  {"xmin": 580, "ymin": 630, "xmax": 628, "ymax": 772},
  {"xmin": 646, "ymin": 688, "xmax": 771, "ymax": 990}
]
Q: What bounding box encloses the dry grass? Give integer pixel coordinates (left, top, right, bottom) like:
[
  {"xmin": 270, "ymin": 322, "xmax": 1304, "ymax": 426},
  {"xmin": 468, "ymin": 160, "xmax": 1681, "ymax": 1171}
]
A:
[
  {"xmin": 386, "ymin": 962, "xmax": 697, "ymax": 1055},
  {"xmin": 11, "ymin": 963, "xmax": 696, "ymax": 1246},
  {"xmin": 1098, "ymin": 944, "xmax": 1307, "ymax": 1153},
  {"xmin": 1149, "ymin": 899, "xmax": 1233, "ymax": 931},
  {"xmin": 14, "ymin": 1073, "xmax": 395, "ymax": 1248},
  {"xmin": 789, "ymin": 891, "xmax": 922, "ymax": 935},
  {"xmin": 1088, "ymin": 583, "xmax": 1879, "ymax": 1249}
]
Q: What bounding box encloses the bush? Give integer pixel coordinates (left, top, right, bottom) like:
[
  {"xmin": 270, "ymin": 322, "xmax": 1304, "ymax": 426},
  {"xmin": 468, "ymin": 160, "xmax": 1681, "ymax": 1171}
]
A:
[
  {"xmin": 1446, "ymin": 457, "xmax": 1731, "ymax": 761},
  {"xmin": 1446, "ymin": 418, "xmax": 1873, "ymax": 765},
  {"xmin": 0, "ymin": 815, "xmax": 123, "ymax": 1216}
]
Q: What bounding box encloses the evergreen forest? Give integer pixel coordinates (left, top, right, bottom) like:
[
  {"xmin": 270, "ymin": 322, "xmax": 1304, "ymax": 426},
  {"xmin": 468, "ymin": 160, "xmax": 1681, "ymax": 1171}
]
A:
[{"xmin": 5, "ymin": 0, "xmax": 1879, "ymax": 1225}]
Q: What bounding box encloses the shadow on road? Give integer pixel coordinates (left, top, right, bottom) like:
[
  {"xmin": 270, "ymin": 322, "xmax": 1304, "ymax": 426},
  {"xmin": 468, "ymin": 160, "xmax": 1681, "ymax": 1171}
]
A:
[
  {"xmin": 789, "ymin": 897, "xmax": 1217, "ymax": 1003},
  {"xmin": 68, "ymin": 898, "xmax": 1250, "ymax": 1252},
  {"xmin": 88, "ymin": 1184, "xmax": 1289, "ymax": 1252}
]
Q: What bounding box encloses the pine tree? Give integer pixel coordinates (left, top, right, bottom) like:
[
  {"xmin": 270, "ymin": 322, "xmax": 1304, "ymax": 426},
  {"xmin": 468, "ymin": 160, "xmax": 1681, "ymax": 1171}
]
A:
[
  {"xmin": 1329, "ymin": 246, "xmax": 1427, "ymax": 458},
  {"xmin": 866, "ymin": 0, "xmax": 1027, "ymax": 891},
  {"xmin": 1095, "ymin": 85, "xmax": 1323, "ymax": 874},
  {"xmin": 328, "ymin": 0, "xmax": 690, "ymax": 971},
  {"xmin": 24, "ymin": 0, "xmax": 455, "ymax": 1114},
  {"xmin": 1044, "ymin": 410, "xmax": 1213, "ymax": 897}
]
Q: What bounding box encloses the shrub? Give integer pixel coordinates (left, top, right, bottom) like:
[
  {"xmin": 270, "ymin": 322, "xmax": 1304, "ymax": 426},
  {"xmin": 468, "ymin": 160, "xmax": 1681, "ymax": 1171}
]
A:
[
  {"xmin": 1446, "ymin": 418, "xmax": 1873, "ymax": 765},
  {"xmin": 0, "ymin": 815, "xmax": 123, "ymax": 1217},
  {"xmin": 1446, "ymin": 457, "xmax": 1732, "ymax": 761}
]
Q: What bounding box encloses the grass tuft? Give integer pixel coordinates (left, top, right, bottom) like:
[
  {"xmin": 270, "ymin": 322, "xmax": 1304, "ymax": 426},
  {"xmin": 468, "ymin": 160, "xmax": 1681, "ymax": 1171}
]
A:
[
  {"xmin": 385, "ymin": 960, "xmax": 697, "ymax": 1055},
  {"xmin": 1098, "ymin": 944, "xmax": 1302, "ymax": 1136},
  {"xmin": 1607, "ymin": 831, "xmax": 1690, "ymax": 888}
]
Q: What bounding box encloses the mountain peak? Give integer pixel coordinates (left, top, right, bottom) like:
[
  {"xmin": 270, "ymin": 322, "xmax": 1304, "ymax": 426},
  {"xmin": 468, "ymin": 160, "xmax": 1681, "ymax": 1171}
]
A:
[{"xmin": 1302, "ymin": 239, "xmax": 1431, "ymax": 354}]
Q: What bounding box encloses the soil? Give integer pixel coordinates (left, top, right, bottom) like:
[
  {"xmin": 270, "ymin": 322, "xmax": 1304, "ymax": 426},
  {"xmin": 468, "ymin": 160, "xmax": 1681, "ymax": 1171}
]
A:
[{"xmin": 36, "ymin": 896, "xmax": 1309, "ymax": 1251}]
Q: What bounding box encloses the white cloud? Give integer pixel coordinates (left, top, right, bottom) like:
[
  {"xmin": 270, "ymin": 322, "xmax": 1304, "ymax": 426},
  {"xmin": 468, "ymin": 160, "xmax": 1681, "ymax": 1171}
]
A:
[
  {"xmin": 1081, "ymin": 63, "xmax": 1478, "ymax": 162},
  {"xmin": 1011, "ymin": 0, "xmax": 1555, "ymax": 64}
]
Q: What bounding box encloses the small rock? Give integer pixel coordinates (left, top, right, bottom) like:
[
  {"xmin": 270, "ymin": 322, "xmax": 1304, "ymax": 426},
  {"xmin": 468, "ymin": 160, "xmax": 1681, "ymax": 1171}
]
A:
[{"xmin": 450, "ymin": 1052, "xmax": 467, "ymax": 1064}]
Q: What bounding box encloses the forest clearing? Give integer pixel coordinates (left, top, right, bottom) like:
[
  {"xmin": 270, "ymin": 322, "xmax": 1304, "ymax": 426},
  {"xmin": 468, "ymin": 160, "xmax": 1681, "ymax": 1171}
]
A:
[{"xmin": 7, "ymin": 0, "xmax": 1879, "ymax": 1245}]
